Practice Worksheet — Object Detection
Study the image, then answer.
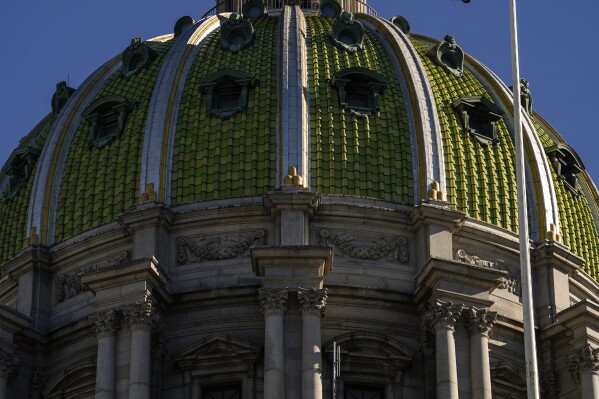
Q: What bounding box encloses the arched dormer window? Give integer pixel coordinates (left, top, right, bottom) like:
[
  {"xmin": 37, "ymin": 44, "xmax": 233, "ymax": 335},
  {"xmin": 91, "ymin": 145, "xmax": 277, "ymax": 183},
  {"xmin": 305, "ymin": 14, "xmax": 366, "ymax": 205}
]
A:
[
  {"xmin": 81, "ymin": 96, "xmax": 135, "ymax": 149},
  {"xmin": 330, "ymin": 68, "xmax": 386, "ymax": 117},
  {"xmin": 1, "ymin": 146, "xmax": 40, "ymax": 199},
  {"xmin": 452, "ymin": 96, "xmax": 503, "ymax": 146},
  {"xmin": 546, "ymin": 143, "xmax": 585, "ymax": 194},
  {"xmin": 199, "ymin": 69, "xmax": 256, "ymax": 119},
  {"xmin": 121, "ymin": 38, "xmax": 158, "ymax": 78}
]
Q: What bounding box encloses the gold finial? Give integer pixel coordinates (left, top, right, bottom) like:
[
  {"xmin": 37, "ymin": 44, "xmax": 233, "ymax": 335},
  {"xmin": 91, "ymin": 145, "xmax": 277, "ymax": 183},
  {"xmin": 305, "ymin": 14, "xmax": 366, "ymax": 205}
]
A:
[
  {"xmin": 26, "ymin": 227, "xmax": 39, "ymax": 246},
  {"xmin": 546, "ymin": 223, "xmax": 561, "ymax": 242},
  {"xmin": 139, "ymin": 183, "xmax": 158, "ymax": 203},
  {"xmin": 284, "ymin": 167, "xmax": 303, "ymax": 186},
  {"xmin": 428, "ymin": 181, "xmax": 446, "ymax": 201}
]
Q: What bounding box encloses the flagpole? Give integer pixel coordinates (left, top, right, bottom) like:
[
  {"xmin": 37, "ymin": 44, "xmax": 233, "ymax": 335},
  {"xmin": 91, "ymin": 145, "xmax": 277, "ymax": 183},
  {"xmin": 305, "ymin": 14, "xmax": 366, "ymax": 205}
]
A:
[
  {"xmin": 508, "ymin": 0, "xmax": 540, "ymax": 396},
  {"xmin": 461, "ymin": 0, "xmax": 540, "ymax": 396}
]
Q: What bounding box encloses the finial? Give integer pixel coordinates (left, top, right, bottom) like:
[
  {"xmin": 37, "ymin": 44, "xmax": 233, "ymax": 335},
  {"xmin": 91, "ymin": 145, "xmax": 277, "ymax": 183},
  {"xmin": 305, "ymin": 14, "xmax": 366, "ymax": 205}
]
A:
[{"xmin": 284, "ymin": 167, "xmax": 303, "ymax": 186}]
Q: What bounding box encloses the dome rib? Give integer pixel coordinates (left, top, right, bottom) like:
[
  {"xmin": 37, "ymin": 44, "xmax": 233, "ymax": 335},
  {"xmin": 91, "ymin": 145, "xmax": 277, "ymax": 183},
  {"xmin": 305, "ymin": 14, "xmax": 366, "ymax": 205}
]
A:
[
  {"xmin": 141, "ymin": 16, "xmax": 221, "ymax": 204},
  {"xmin": 27, "ymin": 56, "xmax": 122, "ymax": 246}
]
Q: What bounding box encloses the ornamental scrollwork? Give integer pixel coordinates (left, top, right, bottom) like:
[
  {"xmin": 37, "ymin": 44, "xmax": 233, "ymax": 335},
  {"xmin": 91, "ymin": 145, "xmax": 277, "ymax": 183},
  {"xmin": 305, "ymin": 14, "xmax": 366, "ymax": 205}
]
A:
[
  {"xmin": 424, "ymin": 300, "xmax": 463, "ymax": 331},
  {"xmin": 258, "ymin": 288, "xmax": 288, "ymax": 315},
  {"xmin": 297, "ymin": 288, "xmax": 328, "ymax": 317},
  {"xmin": 320, "ymin": 230, "xmax": 408, "ymax": 263},
  {"xmin": 122, "ymin": 301, "xmax": 159, "ymax": 331},
  {"xmin": 456, "ymin": 248, "xmax": 497, "ymax": 268},
  {"xmin": 0, "ymin": 348, "xmax": 19, "ymax": 380},
  {"xmin": 57, "ymin": 251, "xmax": 130, "ymax": 303},
  {"xmin": 176, "ymin": 230, "xmax": 265, "ymax": 265},
  {"xmin": 569, "ymin": 343, "xmax": 599, "ymax": 378}
]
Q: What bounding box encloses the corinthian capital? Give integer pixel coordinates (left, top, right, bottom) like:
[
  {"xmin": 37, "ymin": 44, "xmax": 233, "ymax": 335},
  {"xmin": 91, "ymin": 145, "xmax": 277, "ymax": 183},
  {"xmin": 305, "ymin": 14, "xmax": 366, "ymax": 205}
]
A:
[
  {"xmin": 0, "ymin": 348, "xmax": 19, "ymax": 380},
  {"xmin": 258, "ymin": 288, "xmax": 288, "ymax": 315},
  {"xmin": 570, "ymin": 344, "xmax": 599, "ymax": 377},
  {"xmin": 297, "ymin": 288, "xmax": 328, "ymax": 316},
  {"xmin": 425, "ymin": 300, "xmax": 463, "ymax": 331},
  {"xmin": 89, "ymin": 309, "xmax": 120, "ymax": 338},
  {"xmin": 466, "ymin": 307, "xmax": 497, "ymax": 337},
  {"xmin": 122, "ymin": 301, "xmax": 159, "ymax": 331}
]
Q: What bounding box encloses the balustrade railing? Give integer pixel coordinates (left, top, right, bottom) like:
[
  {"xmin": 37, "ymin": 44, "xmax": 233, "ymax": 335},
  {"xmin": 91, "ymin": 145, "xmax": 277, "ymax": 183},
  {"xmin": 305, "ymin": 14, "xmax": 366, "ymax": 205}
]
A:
[{"xmin": 201, "ymin": 0, "xmax": 380, "ymax": 19}]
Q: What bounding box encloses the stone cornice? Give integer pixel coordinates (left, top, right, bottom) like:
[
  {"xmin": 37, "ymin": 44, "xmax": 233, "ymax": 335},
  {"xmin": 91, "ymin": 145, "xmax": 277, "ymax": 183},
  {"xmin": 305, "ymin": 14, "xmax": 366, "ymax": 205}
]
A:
[
  {"xmin": 251, "ymin": 245, "xmax": 333, "ymax": 282},
  {"xmin": 118, "ymin": 202, "xmax": 175, "ymax": 232},
  {"xmin": 409, "ymin": 202, "xmax": 466, "ymax": 230},
  {"xmin": 543, "ymin": 300, "xmax": 599, "ymax": 341},
  {"xmin": 297, "ymin": 288, "xmax": 328, "ymax": 316},
  {"xmin": 258, "ymin": 288, "xmax": 288, "ymax": 315},
  {"xmin": 415, "ymin": 256, "xmax": 507, "ymax": 306},
  {"xmin": 0, "ymin": 245, "xmax": 51, "ymax": 280},
  {"xmin": 533, "ymin": 240, "xmax": 584, "ymax": 273},
  {"xmin": 264, "ymin": 191, "xmax": 321, "ymax": 216}
]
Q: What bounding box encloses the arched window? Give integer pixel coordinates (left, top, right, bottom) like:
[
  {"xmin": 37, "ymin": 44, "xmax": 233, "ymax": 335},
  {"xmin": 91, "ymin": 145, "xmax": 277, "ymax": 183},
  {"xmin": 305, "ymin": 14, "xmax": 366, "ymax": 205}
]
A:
[{"xmin": 330, "ymin": 68, "xmax": 386, "ymax": 117}]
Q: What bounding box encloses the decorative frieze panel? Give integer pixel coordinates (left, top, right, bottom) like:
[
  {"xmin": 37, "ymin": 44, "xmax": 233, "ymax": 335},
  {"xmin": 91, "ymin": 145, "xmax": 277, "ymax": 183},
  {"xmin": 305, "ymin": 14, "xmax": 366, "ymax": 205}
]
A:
[
  {"xmin": 176, "ymin": 230, "xmax": 265, "ymax": 265},
  {"xmin": 320, "ymin": 230, "xmax": 408, "ymax": 263},
  {"xmin": 56, "ymin": 251, "xmax": 130, "ymax": 303}
]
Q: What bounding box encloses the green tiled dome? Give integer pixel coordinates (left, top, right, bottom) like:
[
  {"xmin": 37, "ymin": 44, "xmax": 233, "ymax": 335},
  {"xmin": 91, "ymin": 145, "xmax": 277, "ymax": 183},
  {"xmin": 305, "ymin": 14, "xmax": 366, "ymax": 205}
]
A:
[{"xmin": 2, "ymin": 4, "xmax": 599, "ymax": 281}]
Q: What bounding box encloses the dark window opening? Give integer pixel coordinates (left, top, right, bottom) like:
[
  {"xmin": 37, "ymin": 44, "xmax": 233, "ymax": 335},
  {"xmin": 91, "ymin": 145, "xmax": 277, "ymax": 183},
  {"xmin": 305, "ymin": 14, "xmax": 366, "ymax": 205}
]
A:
[
  {"xmin": 202, "ymin": 383, "xmax": 242, "ymax": 399},
  {"xmin": 345, "ymin": 82, "xmax": 371, "ymax": 110},
  {"xmin": 200, "ymin": 69, "xmax": 255, "ymax": 119},
  {"xmin": 330, "ymin": 68, "xmax": 386, "ymax": 118},
  {"xmin": 451, "ymin": 96, "xmax": 503, "ymax": 146},
  {"xmin": 345, "ymin": 384, "xmax": 385, "ymax": 399},
  {"xmin": 214, "ymin": 83, "xmax": 242, "ymax": 111},
  {"xmin": 546, "ymin": 143, "xmax": 585, "ymax": 195}
]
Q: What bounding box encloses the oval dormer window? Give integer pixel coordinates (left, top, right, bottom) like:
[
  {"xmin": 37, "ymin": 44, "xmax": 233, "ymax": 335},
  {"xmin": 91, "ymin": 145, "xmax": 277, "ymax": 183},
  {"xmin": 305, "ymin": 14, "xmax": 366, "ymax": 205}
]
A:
[{"xmin": 320, "ymin": 0, "xmax": 341, "ymax": 18}]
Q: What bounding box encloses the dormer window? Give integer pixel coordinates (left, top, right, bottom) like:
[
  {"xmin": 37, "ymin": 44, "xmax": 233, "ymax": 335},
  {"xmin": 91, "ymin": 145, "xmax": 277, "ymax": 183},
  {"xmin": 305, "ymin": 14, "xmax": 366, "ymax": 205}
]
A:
[
  {"xmin": 81, "ymin": 96, "xmax": 135, "ymax": 149},
  {"xmin": 331, "ymin": 11, "xmax": 365, "ymax": 52},
  {"xmin": 330, "ymin": 68, "xmax": 386, "ymax": 117},
  {"xmin": 546, "ymin": 143, "xmax": 585, "ymax": 194},
  {"xmin": 452, "ymin": 96, "xmax": 504, "ymax": 146},
  {"xmin": 1, "ymin": 146, "xmax": 41, "ymax": 199},
  {"xmin": 199, "ymin": 69, "xmax": 256, "ymax": 119},
  {"xmin": 121, "ymin": 38, "xmax": 158, "ymax": 79}
]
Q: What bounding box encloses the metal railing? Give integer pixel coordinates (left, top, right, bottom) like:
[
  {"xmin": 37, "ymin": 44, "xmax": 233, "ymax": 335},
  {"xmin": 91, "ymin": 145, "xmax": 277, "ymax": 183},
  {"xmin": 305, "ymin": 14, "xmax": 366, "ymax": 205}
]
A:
[{"xmin": 201, "ymin": 0, "xmax": 380, "ymax": 19}]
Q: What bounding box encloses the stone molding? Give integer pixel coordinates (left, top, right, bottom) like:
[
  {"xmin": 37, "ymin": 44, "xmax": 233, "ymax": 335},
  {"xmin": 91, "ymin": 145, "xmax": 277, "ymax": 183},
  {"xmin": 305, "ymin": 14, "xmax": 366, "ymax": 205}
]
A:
[
  {"xmin": 176, "ymin": 230, "xmax": 265, "ymax": 265},
  {"xmin": 320, "ymin": 229, "xmax": 408, "ymax": 262},
  {"xmin": 88, "ymin": 309, "xmax": 120, "ymax": 338},
  {"xmin": 570, "ymin": 343, "xmax": 599, "ymax": 377},
  {"xmin": 0, "ymin": 348, "xmax": 19, "ymax": 380},
  {"xmin": 258, "ymin": 288, "xmax": 288, "ymax": 315},
  {"xmin": 297, "ymin": 288, "xmax": 328, "ymax": 316},
  {"xmin": 466, "ymin": 306, "xmax": 497, "ymax": 337},
  {"xmin": 122, "ymin": 302, "xmax": 159, "ymax": 331},
  {"xmin": 425, "ymin": 300, "xmax": 463, "ymax": 331}
]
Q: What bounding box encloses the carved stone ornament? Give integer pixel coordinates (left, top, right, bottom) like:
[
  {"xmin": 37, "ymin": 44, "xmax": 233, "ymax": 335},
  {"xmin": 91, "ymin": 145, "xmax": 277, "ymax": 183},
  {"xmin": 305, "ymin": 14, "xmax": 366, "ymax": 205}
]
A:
[
  {"xmin": 427, "ymin": 35, "xmax": 465, "ymax": 78},
  {"xmin": 121, "ymin": 37, "xmax": 158, "ymax": 78},
  {"xmin": 88, "ymin": 309, "xmax": 120, "ymax": 338},
  {"xmin": 424, "ymin": 300, "xmax": 463, "ymax": 331},
  {"xmin": 0, "ymin": 348, "xmax": 19, "ymax": 380},
  {"xmin": 569, "ymin": 343, "xmax": 599, "ymax": 377},
  {"xmin": 456, "ymin": 248, "xmax": 497, "ymax": 268},
  {"xmin": 321, "ymin": 229, "xmax": 408, "ymax": 263},
  {"xmin": 51, "ymin": 81, "xmax": 75, "ymax": 116},
  {"xmin": 496, "ymin": 274, "xmax": 521, "ymax": 295},
  {"xmin": 258, "ymin": 288, "xmax": 288, "ymax": 315},
  {"xmin": 331, "ymin": 11, "xmax": 365, "ymax": 53},
  {"xmin": 176, "ymin": 230, "xmax": 265, "ymax": 265},
  {"xmin": 297, "ymin": 288, "xmax": 328, "ymax": 316},
  {"xmin": 466, "ymin": 306, "xmax": 497, "ymax": 337},
  {"xmin": 57, "ymin": 251, "xmax": 130, "ymax": 303},
  {"xmin": 519, "ymin": 78, "xmax": 533, "ymax": 115},
  {"xmin": 122, "ymin": 301, "xmax": 159, "ymax": 331},
  {"xmin": 220, "ymin": 13, "xmax": 255, "ymax": 53}
]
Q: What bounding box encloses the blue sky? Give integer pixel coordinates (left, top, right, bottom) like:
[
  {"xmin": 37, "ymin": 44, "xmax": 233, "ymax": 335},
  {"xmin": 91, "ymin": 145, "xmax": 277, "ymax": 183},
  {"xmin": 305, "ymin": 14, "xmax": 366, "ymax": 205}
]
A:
[{"xmin": 1, "ymin": 0, "xmax": 597, "ymax": 183}]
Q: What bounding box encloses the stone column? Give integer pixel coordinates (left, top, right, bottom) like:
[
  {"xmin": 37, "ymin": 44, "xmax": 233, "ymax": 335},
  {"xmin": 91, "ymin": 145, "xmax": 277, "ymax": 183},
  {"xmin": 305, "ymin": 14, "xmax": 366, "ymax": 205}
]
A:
[
  {"xmin": 569, "ymin": 343, "xmax": 599, "ymax": 399},
  {"xmin": 0, "ymin": 349, "xmax": 19, "ymax": 399},
  {"xmin": 258, "ymin": 288, "xmax": 289, "ymax": 399},
  {"xmin": 297, "ymin": 288, "xmax": 327, "ymax": 399},
  {"xmin": 425, "ymin": 300, "xmax": 463, "ymax": 399},
  {"xmin": 89, "ymin": 309, "xmax": 120, "ymax": 399},
  {"xmin": 123, "ymin": 302, "xmax": 158, "ymax": 399},
  {"xmin": 466, "ymin": 307, "xmax": 496, "ymax": 399}
]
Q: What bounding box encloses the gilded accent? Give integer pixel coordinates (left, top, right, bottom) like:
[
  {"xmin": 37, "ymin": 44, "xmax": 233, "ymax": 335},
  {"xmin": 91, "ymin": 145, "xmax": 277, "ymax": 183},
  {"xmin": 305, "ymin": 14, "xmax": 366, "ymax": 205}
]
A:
[{"xmin": 284, "ymin": 166, "xmax": 303, "ymax": 186}]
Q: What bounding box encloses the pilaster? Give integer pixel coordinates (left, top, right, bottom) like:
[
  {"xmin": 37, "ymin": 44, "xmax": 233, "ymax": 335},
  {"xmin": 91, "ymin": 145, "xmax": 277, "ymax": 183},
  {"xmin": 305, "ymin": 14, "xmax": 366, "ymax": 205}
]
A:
[
  {"xmin": 264, "ymin": 191, "xmax": 320, "ymax": 246},
  {"xmin": 0, "ymin": 348, "xmax": 19, "ymax": 399},
  {"xmin": 467, "ymin": 307, "xmax": 496, "ymax": 399},
  {"xmin": 118, "ymin": 203, "xmax": 174, "ymax": 261},
  {"xmin": 89, "ymin": 309, "xmax": 120, "ymax": 399}
]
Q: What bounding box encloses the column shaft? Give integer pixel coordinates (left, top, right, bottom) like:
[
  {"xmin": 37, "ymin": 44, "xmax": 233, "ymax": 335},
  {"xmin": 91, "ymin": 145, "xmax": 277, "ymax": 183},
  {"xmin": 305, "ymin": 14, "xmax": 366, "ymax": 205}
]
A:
[
  {"xmin": 581, "ymin": 372, "xmax": 599, "ymax": 399},
  {"xmin": 264, "ymin": 312, "xmax": 285, "ymax": 399},
  {"xmin": 128, "ymin": 326, "xmax": 152, "ymax": 398},
  {"xmin": 96, "ymin": 335, "xmax": 117, "ymax": 399},
  {"xmin": 470, "ymin": 333, "xmax": 491, "ymax": 399},
  {"xmin": 435, "ymin": 325, "xmax": 459, "ymax": 399},
  {"xmin": 0, "ymin": 376, "xmax": 7, "ymax": 399},
  {"xmin": 302, "ymin": 312, "xmax": 322, "ymax": 399}
]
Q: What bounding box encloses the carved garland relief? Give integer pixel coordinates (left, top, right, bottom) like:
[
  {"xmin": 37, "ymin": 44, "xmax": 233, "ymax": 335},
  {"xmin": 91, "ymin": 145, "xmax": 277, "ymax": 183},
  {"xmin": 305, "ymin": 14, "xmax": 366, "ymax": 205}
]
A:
[
  {"xmin": 176, "ymin": 230, "xmax": 265, "ymax": 265},
  {"xmin": 320, "ymin": 229, "xmax": 408, "ymax": 263}
]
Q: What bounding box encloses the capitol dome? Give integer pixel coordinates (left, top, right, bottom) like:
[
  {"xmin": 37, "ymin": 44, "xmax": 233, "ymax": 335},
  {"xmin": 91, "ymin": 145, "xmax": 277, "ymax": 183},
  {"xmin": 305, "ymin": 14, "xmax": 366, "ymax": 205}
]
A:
[{"xmin": 0, "ymin": 1, "xmax": 598, "ymax": 398}]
